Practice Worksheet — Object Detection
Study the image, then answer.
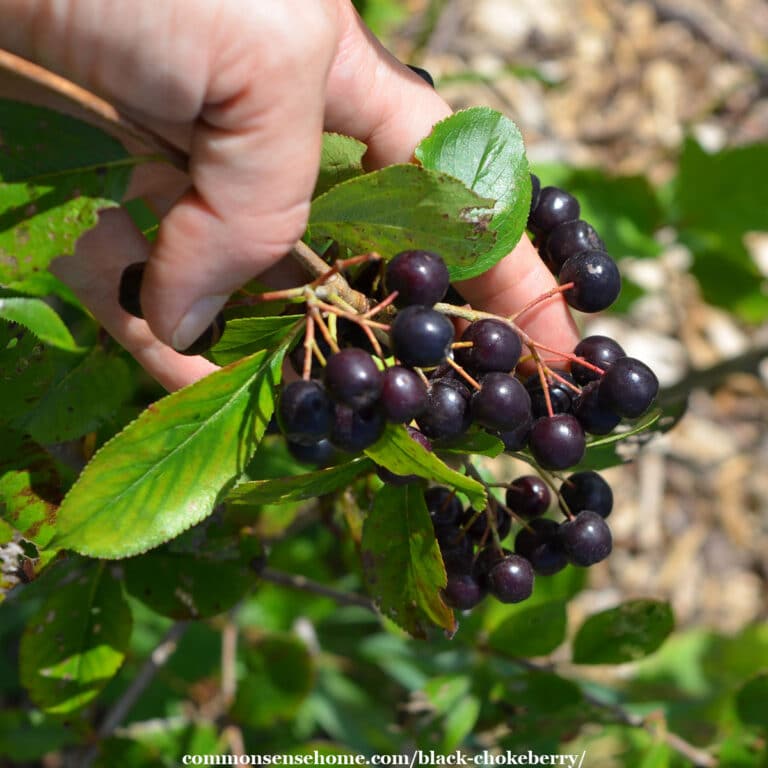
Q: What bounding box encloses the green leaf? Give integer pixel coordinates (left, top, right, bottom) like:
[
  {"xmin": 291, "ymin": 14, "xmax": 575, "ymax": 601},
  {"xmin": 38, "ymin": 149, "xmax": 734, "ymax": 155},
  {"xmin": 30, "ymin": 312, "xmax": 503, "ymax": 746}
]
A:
[
  {"xmin": 124, "ymin": 549, "xmax": 257, "ymax": 620},
  {"xmin": 0, "ymin": 429, "xmax": 62, "ymax": 548},
  {"xmin": 227, "ymin": 458, "xmax": 374, "ymax": 507},
  {"xmin": 314, "ymin": 133, "xmax": 367, "ymax": 198},
  {"xmin": 14, "ymin": 348, "xmax": 133, "ymax": 444},
  {"xmin": 735, "ymin": 672, "xmax": 768, "ymax": 729},
  {"xmin": 309, "ymin": 164, "xmax": 496, "ymax": 266},
  {"xmin": 435, "ymin": 428, "xmax": 506, "ymax": 458},
  {"xmin": 365, "ymin": 424, "xmax": 485, "ymax": 509},
  {"xmin": 572, "ymin": 599, "xmax": 674, "ymax": 664},
  {"xmin": 0, "ymin": 100, "xmax": 139, "ymax": 282},
  {"xmin": 503, "ymin": 670, "xmax": 583, "ymax": 714},
  {"xmin": 443, "ymin": 694, "xmax": 481, "ymax": 751},
  {"xmin": 233, "ymin": 633, "xmax": 315, "ymax": 728},
  {"xmin": 487, "ymin": 600, "xmax": 567, "ymax": 658},
  {"xmin": 19, "ymin": 562, "xmax": 132, "ymax": 714},
  {"xmin": 0, "ymin": 294, "xmax": 78, "ymax": 350},
  {"xmin": 210, "ymin": 315, "xmax": 302, "ymax": 365},
  {"xmin": 0, "ymin": 710, "xmax": 76, "ymax": 761},
  {"xmin": 361, "ymin": 484, "xmax": 455, "ymax": 638},
  {"xmin": 415, "ymin": 107, "xmax": 531, "ymax": 280},
  {"xmin": 51, "ymin": 346, "xmax": 287, "ymax": 558}
]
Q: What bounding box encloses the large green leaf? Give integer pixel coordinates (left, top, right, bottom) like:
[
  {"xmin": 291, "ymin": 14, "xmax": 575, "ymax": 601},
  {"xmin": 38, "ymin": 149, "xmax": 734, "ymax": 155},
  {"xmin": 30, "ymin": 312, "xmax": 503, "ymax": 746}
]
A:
[
  {"xmin": 572, "ymin": 599, "xmax": 674, "ymax": 664},
  {"xmin": 415, "ymin": 107, "xmax": 531, "ymax": 280},
  {"xmin": 0, "ymin": 100, "xmax": 140, "ymax": 283},
  {"xmin": 0, "ymin": 429, "xmax": 62, "ymax": 548},
  {"xmin": 313, "ymin": 133, "xmax": 366, "ymax": 199},
  {"xmin": 735, "ymin": 673, "xmax": 768, "ymax": 729},
  {"xmin": 210, "ymin": 315, "xmax": 302, "ymax": 366},
  {"xmin": 0, "ymin": 294, "xmax": 78, "ymax": 350},
  {"xmin": 19, "ymin": 562, "xmax": 132, "ymax": 714},
  {"xmin": 0, "ymin": 710, "xmax": 77, "ymax": 761},
  {"xmin": 309, "ymin": 164, "xmax": 496, "ymax": 265},
  {"xmin": 51, "ymin": 346, "xmax": 287, "ymax": 558},
  {"xmin": 361, "ymin": 484, "xmax": 455, "ymax": 638},
  {"xmin": 487, "ymin": 600, "xmax": 567, "ymax": 658},
  {"xmin": 365, "ymin": 424, "xmax": 485, "ymax": 509},
  {"xmin": 226, "ymin": 458, "xmax": 374, "ymax": 507}
]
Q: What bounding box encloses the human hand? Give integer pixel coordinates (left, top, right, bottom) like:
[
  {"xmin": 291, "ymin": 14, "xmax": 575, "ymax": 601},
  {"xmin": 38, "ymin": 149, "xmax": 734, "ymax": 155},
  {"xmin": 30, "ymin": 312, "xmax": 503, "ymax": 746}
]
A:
[{"xmin": 0, "ymin": 0, "xmax": 578, "ymax": 390}]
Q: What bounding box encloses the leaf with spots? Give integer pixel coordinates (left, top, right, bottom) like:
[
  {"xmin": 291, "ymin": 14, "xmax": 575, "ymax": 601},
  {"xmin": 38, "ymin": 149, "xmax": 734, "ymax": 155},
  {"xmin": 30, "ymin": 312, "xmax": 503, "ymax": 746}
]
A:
[
  {"xmin": 0, "ymin": 292, "xmax": 79, "ymax": 351},
  {"xmin": 0, "ymin": 100, "xmax": 144, "ymax": 282},
  {"xmin": 19, "ymin": 562, "xmax": 132, "ymax": 714},
  {"xmin": 361, "ymin": 484, "xmax": 455, "ymax": 638}
]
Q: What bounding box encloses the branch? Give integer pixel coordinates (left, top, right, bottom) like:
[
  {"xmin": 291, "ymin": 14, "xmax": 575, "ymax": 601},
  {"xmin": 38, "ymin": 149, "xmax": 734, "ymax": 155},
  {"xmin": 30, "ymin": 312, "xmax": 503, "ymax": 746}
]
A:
[{"xmin": 259, "ymin": 566, "xmax": 376, "ymax": 611}]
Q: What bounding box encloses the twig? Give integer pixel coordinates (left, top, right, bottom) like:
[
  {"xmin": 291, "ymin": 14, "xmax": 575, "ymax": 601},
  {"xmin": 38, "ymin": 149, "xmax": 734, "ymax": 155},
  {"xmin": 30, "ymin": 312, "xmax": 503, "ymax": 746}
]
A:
[{"xmin": 259, "ymin": 566, "xmax": 375, "ymax": 611}]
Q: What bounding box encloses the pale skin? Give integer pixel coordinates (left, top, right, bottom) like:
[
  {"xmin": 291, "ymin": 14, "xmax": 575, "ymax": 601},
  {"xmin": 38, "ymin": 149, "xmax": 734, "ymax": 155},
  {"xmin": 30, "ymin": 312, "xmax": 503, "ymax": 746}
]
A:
[{"xmin": 0, "ymin": 0, "xmax": 578, "ymax": 391}]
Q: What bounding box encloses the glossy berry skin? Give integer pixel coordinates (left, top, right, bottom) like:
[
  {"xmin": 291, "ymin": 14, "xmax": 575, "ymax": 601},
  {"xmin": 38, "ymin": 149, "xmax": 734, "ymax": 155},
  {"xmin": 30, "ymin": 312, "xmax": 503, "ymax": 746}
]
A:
[
  {"xmin": 529, "ymin": 174, "xmax": 541, "ymax": 221},
  {"xmin": 514, "ymin": 518, "xmax": 568, "ymax": 576},
  {"xmin": 329, "ymin": 404, "xmax": 385, "ymax": 453},
  {"xmin": 506, "ymin": 476, "xmax": 551, "ymax": 519},
  {"xmin": 323, "ymin": 348, "xmax": 383, "ymax": 410},
  {"xmin": 543, "ymin": 220, "xmax": 605, "ymax": 275},
  {"xmin": 488, "ymin": 555, "xmax": 535, "ymax": 603},
  {"xmin": 443, "ymin": 574, "xmax": 486, "ymax": 610},
  {"xmin": 560, "ymin": 471, "xmax": 613, "ymax": 518},
  {"xmin": 287, "ymin": 438, "xmax": 336, "ymax": 467},
  {"xmin": 473, "ymin": 546, "xmax": 509, "ymax": 588},
  {"xmin": 461, "ymin": 505, "xmax": 511, "ymax": 543},
  {"xmin": 559, "ymin": 250, "xmax": 621, "ymax": 313},
  {"xmin": 558, "ymin": 510, "xmax": 612, "ymax": 566},
  {"xmin": 425, "ymin": 487, "xmax": 464, "ymax": 527},
  {"xmin": 278, "ymin": 380, "xmax": 334, "ymax": 446},
  {"xmin": 572, "ymin": 381, "xmax": 622, "ymax": 435},
  {"xmin": 376, "ymin": 428, "xmax": 431, "ymax": 485},
  {"xmin": 454, "ymin": 319, "xmax": 522, "ymax": 374},
  {"xmin": 417, "ymin": 379, "xmax": 472, "ymax": 439},
  {"xmin": 440, "ymin": 535, "xmax": 474, "ymax": 576},
  {"xmin": 380, "ymin": 366, "xmax": 427, "ymax": 423},
  {"xmin": 528, "ymin": 414, "xmax": 586, "ymax": 470},
  {"xmin": 529, "ymin": 186, "xmax": 580, "ymax": 235},
  {"xmin": 498, "ymin": 415, "xmax": 533, "ymax": 452},
  {"xmin": 526, "ymin": 371, "xmax": 576, "ymax": 419},
  {"xmin": 571, "ymin": 335, "xmax": 626, "ymax": 385},
  {"xmin": 118, "ymin": 262, "xmax": 146, "ymax": 318},
  {"xmin": 599, "ymin": 357, "xmax": 659, "ymax": 418},
  {"xmin": 385, "ymin": 250, "xmax": 450, "ymax": 308},
  {"xmin": 390, "ymin": 306, "xmax": 454, "ymax": 368},
  {"xmin": 471, "ymin": 373, "xmax": 532, "ymax": 431},
  {"xmin": 177, "ymin": 312, "xmax": 227, "ymax": 356}
]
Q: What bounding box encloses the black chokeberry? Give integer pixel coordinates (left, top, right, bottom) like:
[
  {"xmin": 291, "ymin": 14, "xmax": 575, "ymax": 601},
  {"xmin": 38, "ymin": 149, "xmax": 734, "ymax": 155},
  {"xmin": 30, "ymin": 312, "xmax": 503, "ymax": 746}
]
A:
[
  {"xmin": 560, "ymin": 471, "xmax": 613, "ymax": 518},
  {"xmin": 440, "ymin": 535, "xmax": 474, "ymax": 576},
  {"xmin": 543, "ymin": 220, "xmax": 605, "ymax": 275},
  {"xmin": 278, "ymin": 380, "xmax": 334, "ymax": 446},
  {"xmin": 529, "ymin": 174, "xmax": 541, "ymax": 221},
  {"xmin": 488, "ymin": 555, "xmax": 534, "ymax": 603},
  {"xmin": 470, "ymin": 373, "xmax": 532, "ymax": 432},
  {"xmin": 571, "ymin": 335, "xmax": 625, "ymax": 385},
  {"xmin": 330, "ymin": 404, "xmax": 385, "ymax": 453},
  {"xmin": 385, "ymin": 250, "xmax": 450, "ymax": 307},
  {"xmin": 461, "ymin": 505, "xmax": 511, "ymax": 543},
  {"xmin": 572, "ymin": 380, "xmax": 622, "ymax": 435},
  {"xmin": 390, "ymin": 306, "xmax": 454, "ymax": 368},
  {"xmin": 498, "ymin": 415, "xmax": 533, "ymax": 452},
  {"xmin": 529, "ymin": 186, "xmax": 580, "ymax": 235},
  {"xmin": 559, "ymin": 250, "xmax": 621, "ymax": 313},
  {"xmin": 289, "ymin": 332, "xmax": 331, "ymax": 379},
  {"xmin": 454, "ymin": 319, "xmax": 522, "ymax": 374},
  {"xmin": 425, "ymin": 487, "xmax": 464, "ymax": 527},
  {"xmin": 443, "ymin": 574, "xmax": 485, "ymax": 610},
  {"xmin": 324, "ymin": 348, "xmax": 383, "ymax": 410},
  {"xmin": 514, "ymin": 518, "xmax": 568, "ymax": 576},
  {"xmin": 287, "ymin": 438, "xmax": 336, "ymax": 467},
  {"xmin": 380, "ymin": 366, "xmax": 427, "ymax": 423},
  {"xmin": 473, "ymin": 546, "xmax": 509, "ymax": 588},
  {"xmin": 525, "ymin": 370, "xmax": 577, "ymax": 419},
  {"xmin": 528, "ymin": 414, "xmax": 586, "ymax": 470},
  {"xmin": 598, "ymin": 356, "xmax": 659, "ymax": 419},
  {"xmin": 506, "ymin": 476, "xmax": 551, "ymax": 519},
  {"xmin": 118, "ymin": 262, "xmax": 146, "ymax": 318},
  {"xmin": 558, "ymin": 510, "xmax": 612, "ymax": 566},
  {"xmin": 417, "ymin": 378, "xmax": 472, "ymax": 439}
]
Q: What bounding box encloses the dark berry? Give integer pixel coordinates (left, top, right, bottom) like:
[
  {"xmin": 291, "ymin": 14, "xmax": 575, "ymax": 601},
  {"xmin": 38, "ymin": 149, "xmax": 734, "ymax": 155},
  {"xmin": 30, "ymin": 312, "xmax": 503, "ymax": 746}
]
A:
[
  {"xmin": 278, "ymin": 380, "xmax": 334, "ymax": 446},
  {"xmin": 529, "ymin": 414, "xmax": 586, "ymax": 470},
  {"xmin": 514, "ymin": 518, "xmax": 568, "ymax": 576},
  {"xmin": 385, "ymin": 250, "xmax": 449, "ymax": 308},
  {"xmin": 559, "ymin": 250, "xmax": 621, "ymax": 313},
  {"xmin": 572, "ymin": 380, "xmax": 622, "ymax": 435},
  {"xmin": 506, "ymin": 476, "xmax": 551, "ymax": 519},
  {"xmin": 529, "ymin": 186, "xmax": 580, "ymax": 235},
  {"xmin": 417, "ymin": 378, "xmax": 472, "ymax": 439},
  {"xmin": 390, "ymin": 306, "xmax": 454, "ymax": 368},
  {"xmin": 425, "ymin": 487, "xmax": 464, "ymax": 527},
  {"xmin": 454, "ymin": 319, "xmax": 522, "ymax": 374},
  {"xmin": 380, "ymin": 366, "xmax": 427, "ymax": 422},
  {"xmin": 443, "ymin": 574, "xmax": 485, "ymax": 610},
  {"xmin": 598, "ymin": 357, "xmax": 659, "ymax": 418},
  {"xmin": 529, "ymin": 174, "xmax": 541, "ymax": 222},
  {"xmin": 440, "ymin": 535, "xmax": 475, "ymax": 576},
  {"xmin": 488, "ymin": 555, "xmax": 534, "ymax": 603},
  {"xmin": 118, "ymin": 262, "xmax": 145, "ymax": 318},
  {"xmin": 560, "ymin": 471, "xmax": 613, "ymax": 519},
  {"xmin": 525, "ymin": 370, "xmax": 576, "ymax": 419},
  {"xmin": 376, "ymin": 428, "xmax": 431, "ymax": 485},
  {"xmin": 471, "ymin": 373, "xmax": 532, "ymax": 431},
  {"xmin": 330, "ymin": 404, "xmax": 385, "ymax": 453},
  {"xmin": 323, "ymin": 348, "xmax": 383, "ymax": 410},
  {"xmin": 558, "ymin": 510, "xmax": 612, "ymax": 566},
  {"xmin": 289, "ymin": 333, "xmax": 331, "ymax": 378},
  {"xmin": 571, "ymin": 335, "xmax": 626, "ymax": 385},
  {"xmin": 407, "ymin": 64, "xmax": 435, "ymax": 88},
  {"xmin": 543, "ymin": 220, "xmax": 605, "ymax": 275},
  {"xmin": 462, "ymin": 505, "xmax": 511, "ymax": 543},
  {"xmin": 473, "ymin": 546, "xmax": 509, "ymax": 588},
  {"xmin": 498, "ymin": 415, "xmax": 533, "ymax": 452},
  {"xmin": 287, "ymin": 438, "xmax": 336, "ymax": 467}
]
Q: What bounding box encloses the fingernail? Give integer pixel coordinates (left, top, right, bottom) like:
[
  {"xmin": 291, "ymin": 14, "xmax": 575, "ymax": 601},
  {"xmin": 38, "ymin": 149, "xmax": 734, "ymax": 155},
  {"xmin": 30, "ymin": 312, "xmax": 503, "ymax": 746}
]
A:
[{"xmin": 172, "ymin": 295, "xmax": 229, "ymax": 352}]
